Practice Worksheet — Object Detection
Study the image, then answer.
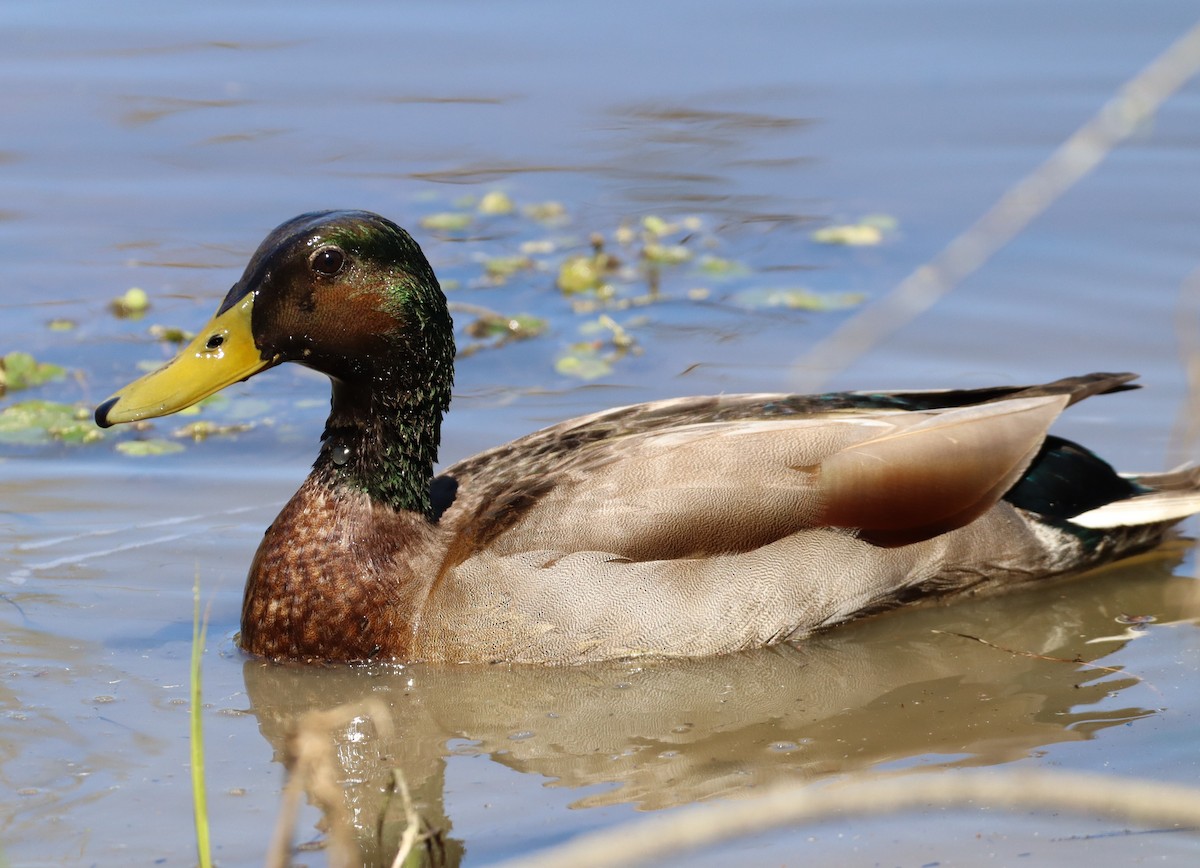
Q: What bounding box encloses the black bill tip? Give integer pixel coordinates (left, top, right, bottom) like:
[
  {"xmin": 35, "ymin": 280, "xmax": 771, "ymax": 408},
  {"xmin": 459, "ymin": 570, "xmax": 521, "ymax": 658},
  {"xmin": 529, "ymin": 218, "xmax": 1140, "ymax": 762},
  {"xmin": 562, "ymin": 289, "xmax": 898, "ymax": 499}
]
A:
[{"xmin": 94, "ymin": 396, "xmax": 119, "ymax": 429}]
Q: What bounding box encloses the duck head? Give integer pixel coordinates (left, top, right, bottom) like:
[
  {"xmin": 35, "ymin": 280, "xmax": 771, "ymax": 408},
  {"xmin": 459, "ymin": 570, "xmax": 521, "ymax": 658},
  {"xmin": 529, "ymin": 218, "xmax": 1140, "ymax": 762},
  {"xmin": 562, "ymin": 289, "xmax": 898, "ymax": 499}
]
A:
[{"xmin": 95, "ymin": 210, "xmax": 455, "ymax": 429}]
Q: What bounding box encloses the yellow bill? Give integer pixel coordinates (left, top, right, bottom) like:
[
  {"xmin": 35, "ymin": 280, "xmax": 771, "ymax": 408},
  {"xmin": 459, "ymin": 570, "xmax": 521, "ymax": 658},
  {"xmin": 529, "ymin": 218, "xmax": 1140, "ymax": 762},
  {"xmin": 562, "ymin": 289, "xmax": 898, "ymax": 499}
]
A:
[{"xmin": 95, "ymin": 293, "xmax": 271, "ymax": 428}]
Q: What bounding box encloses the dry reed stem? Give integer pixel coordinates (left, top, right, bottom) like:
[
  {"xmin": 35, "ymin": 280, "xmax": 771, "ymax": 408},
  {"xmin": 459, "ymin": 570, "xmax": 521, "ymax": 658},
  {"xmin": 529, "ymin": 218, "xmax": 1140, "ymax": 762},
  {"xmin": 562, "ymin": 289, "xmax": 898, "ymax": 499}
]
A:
[
  {"xmin": 493, "ymin": 769, "xmax": 1200, "ymax": 868},
  {"xmin": 792, "ymin": 18, "xmax": 1200, "ymax": 391}
]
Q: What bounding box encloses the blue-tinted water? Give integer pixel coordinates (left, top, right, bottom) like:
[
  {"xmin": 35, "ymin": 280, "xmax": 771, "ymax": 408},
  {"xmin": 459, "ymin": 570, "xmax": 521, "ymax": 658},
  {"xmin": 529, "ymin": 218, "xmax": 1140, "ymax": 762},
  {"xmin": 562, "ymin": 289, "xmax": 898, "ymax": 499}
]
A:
[{"xmin": 3, "ymin": 2, "xmax": 1200, "ymax": 864}]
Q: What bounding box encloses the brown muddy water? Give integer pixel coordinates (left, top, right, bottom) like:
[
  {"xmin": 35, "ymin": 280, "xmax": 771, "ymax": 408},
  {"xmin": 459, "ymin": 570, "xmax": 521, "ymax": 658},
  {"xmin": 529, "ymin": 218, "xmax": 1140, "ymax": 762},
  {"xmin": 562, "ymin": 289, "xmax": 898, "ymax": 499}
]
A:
[{"xmin": 3, "ymin": 2, "xmax": 1200, "ymax": 865}]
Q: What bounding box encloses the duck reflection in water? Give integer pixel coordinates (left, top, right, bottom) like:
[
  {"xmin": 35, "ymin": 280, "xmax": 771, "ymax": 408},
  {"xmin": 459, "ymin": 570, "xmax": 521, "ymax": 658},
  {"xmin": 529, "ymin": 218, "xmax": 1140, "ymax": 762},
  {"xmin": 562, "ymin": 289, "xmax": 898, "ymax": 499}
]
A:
[{"xmin": 242, "ymin": 550, "xmax": 1198, "ymax": 864}]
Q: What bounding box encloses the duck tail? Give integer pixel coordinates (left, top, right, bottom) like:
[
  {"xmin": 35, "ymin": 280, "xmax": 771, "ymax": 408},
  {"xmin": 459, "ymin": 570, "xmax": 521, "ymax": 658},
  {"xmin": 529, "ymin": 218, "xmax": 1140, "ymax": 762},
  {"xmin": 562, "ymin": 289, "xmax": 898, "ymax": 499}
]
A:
[
  {"xmin": 1009, "ymin": 371, "xmax": 1140, "ymax": 407},
  {"xmin": 1070, "ymin": 464, "xmax": 1200, "ymax": 530}
]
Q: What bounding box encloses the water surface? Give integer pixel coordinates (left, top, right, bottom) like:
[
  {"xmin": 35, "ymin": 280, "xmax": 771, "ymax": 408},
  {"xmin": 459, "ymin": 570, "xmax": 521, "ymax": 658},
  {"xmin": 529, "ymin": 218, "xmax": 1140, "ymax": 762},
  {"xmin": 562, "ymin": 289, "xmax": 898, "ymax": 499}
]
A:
[{"xmin": 3, "ymin": 1, "xmax": 1200, "ymax": 864}]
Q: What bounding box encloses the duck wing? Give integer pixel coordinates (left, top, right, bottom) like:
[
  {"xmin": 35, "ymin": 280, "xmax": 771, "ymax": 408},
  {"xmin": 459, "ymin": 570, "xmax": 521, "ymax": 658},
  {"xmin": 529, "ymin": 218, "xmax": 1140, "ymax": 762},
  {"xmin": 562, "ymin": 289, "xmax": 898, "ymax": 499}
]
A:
[{"xmin": 434, "ymin": 375, "xmax": 1135, "ymax": 562}]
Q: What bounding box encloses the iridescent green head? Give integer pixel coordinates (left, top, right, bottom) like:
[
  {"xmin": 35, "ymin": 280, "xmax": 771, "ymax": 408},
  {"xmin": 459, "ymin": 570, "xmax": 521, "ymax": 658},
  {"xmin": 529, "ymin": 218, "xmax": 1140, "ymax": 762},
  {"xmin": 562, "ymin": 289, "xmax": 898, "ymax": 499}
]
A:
[
  {"xmin": 96, "ymin": 210, "xmax": 455, "ymax": 427},
  {"xmin": 96, "ymin": 211, "xmax": 456, "ymax": 514}
]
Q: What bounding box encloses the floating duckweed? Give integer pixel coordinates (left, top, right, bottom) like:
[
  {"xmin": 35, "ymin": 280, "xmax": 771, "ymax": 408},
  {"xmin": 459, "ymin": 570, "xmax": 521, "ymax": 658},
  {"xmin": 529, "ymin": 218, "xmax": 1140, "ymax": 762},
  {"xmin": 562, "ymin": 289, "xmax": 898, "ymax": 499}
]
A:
[
  {"xmin": 419, "ymin": 212, "xmax": 473, "ymax": 232},
  {"xmin": 0, "ymin": 351, "xmax": 66, "ymax": 395},
  {"xmin": 522, "ymin": 201, "xmax": 567, "ymax": 224},
  {"xmin": 148, "ymin": 324, "xmax": 194, "ymax": 344},
  {"xmin": 477, "ymin": 191, "xmax": 515, "ymax": 215},
  {"xmin": 465, "ymin": 312, "xmax": 547, "ymax": 341},
  {"xmin": 734, "ymin": 287, "xmax": 867, "ymax": 311},
  {"xmin": 458, "ymin": 310, "xmax": 548, "ymax": 358},
  {"xmin": 556, "ymin": 255, "xmax": 621, "ymax": 295},
  {"xmin": 555, "ymin": 344, "xmax": 614, "ymax": 380},
  {"xmin": 557, "ymin": 256, "xmax": 603, "ymax": 294},
  {"xmin": 687, "ymin": 287, "xmax": 711, "ymax": 300},
  {"xmin": 811, "ymin": 224, "xmax": 881, "ymax": 246},
  {"xmin": 580, "ymin": 314, "xmax": 636, "ymax": 349},
  {"xmin": 482, "ymin": 255, "xmax": 534, "ymax": 282},
  {"xmin": 116, "ymin": 438, "xmax": 185, "ymax": 456},
  {"xmin": 614, "ymin": 223, "xmax": 637, "ymax": 246},
  {"xmin": 556, "ymin": 313, "xmax": 643, "ymax": 379},
  {"xmin": 696, "ymin": 255, "xmax": 747, "ymax": 277},
  {"xmin": 642, "ymin": 243, "xmax": 692, "ymax": 265},
  {"xmin": 111, "ymin": 287, "xmax": 150, "ymax": 318},
  {"xmin": 173, "ymin": 420, "xmax": 254, "ymax": 441},
  {"xmin": 557, "ymin": 238, "xmax": 621, "ymax": 295},
  {"xmin": 47, "ymin": 318, "xmax": 77, "ymax": 332},
  {"xmin": 641, "ymin": 215, "xmax": 675, "ymax": 237},
  {"xmin": 0, "ymin": 400, "xmax": 101, "ymax": 444},
  {"xmin": 811, "ymin": 214, "xmax": 897, "ymax": 246}
]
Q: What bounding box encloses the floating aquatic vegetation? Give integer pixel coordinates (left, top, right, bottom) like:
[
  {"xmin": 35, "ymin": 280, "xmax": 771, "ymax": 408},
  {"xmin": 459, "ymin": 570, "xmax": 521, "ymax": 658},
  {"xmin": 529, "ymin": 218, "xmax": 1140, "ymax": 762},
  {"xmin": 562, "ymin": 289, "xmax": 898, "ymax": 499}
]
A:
[
  {"xmin": 0, "ymin": 399, "xmax": 101, "ymax": 444},
  {"xmin": 0, "ymin": 351, "xmax": 66, "ymax": 395},
  {"xmin": 696, "ymin": 255, "xmax": 748, "ymax": 278},
  {"xmin": 419, "ymin": 212, "xmax": 473, "ymax": 232},
  {"xmin": 464, "ymin": 312, "xmax": 546, "ymax": 341},
  {"xmin": 554, "ymin": 344, "xmax": 614, "ymax": 380},
  {"xmin": 642, "ymin": 243, "xmax": 691, "ymax": 265},
  {"xmin": 477, "ymin": 190, "xmax": 515, "ymax": 215},
  {"xmin": 522, "ymin": 201, "xmax": 567, "ymax": 225},
  {"xmin": 557, "ymin": 256, "xmax": 607, "ymax": 294},
  {"xmin": 641, "ymin": 215, "xmax": 676, "ymax": 238},
  {"xmin": 639, "ymin": 214, "xmax": 702, "ymax": 239},
  {"xmin": 110, "ymin": 286, "xmax": 150, "ymax": 318},
  {"xmin": 116, "ymin": 438, "xmax": 185, "ymax": 456},
  {"xmin": 579, "ymin": 314, "xmax": 638, "ymax": 349},
  {"xmin": 148, "ymin": 324, "xmax": 194, "ymax": 344},
  {"xmin": 482, "ymin": 255, "xmax": 535, "ymax": 283},
  {"xmin": 174, "ymin": 420, "xmax": 255, "ymax": 441},
  {"xmin": 72, "ymin": 192, "xmax": 890, "ymax": 434},
  {"xmin": 556, "ymin": 235, "xmax": 621, "ymax": 295},
  {"xmin": 458, "ymin": 308, "xmax": 547, "ymax": 357},
  {"xmin": 733, "ymin": 287, "xmax": 867, "ymax": 311},
  {"xmin": 47, "ymin": 318, "xmax": 76, "ymax": 332},
  {"xmin": 810, "ymin": 214, "xmax": 898, "ymax": 246},
  {"xmin": 556, "ymin": 315, "xmax": 641, "ymax": 380}
]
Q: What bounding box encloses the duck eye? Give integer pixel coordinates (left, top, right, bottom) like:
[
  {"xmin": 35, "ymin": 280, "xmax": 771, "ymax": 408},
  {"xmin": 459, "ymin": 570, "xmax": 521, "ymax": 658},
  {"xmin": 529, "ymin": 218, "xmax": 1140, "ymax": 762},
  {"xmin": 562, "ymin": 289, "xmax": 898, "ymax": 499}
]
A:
[{"xmin": 311, "ymin": 246, "xmax": 346, "ymax": 277}]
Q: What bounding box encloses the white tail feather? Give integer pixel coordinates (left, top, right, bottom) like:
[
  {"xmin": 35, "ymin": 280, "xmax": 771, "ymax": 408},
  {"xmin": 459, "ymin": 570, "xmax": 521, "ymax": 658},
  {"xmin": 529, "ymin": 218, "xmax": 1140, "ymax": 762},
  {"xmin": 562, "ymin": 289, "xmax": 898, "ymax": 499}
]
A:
[{"xmin": 1071, "ymin": 492, "xmax": 1200, "ymax": 529}]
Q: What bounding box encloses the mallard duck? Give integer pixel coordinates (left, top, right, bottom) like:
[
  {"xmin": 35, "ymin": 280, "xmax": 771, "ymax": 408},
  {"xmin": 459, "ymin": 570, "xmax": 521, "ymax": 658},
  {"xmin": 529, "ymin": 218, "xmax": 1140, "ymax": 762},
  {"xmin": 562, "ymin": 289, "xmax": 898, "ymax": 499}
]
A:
[{"xmin": 94, "ymin": 211, "xmax": 1200, "ymax": 664}]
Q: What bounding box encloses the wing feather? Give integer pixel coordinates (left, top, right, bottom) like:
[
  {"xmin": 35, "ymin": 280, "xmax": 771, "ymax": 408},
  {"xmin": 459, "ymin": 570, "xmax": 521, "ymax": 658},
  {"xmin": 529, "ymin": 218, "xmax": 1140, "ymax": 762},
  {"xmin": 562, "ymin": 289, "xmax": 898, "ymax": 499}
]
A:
[{"xmin": 453, "ymin": 395, "xmax": 1066, "ymax": 560}]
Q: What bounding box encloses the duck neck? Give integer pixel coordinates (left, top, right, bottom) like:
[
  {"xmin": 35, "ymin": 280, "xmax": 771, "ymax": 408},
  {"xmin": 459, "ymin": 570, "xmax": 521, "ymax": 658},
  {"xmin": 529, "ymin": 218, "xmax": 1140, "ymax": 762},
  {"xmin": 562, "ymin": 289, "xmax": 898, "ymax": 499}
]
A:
[{"xmin": 315, "ymin": 376, "xmax": 449, "ymax": 518}]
